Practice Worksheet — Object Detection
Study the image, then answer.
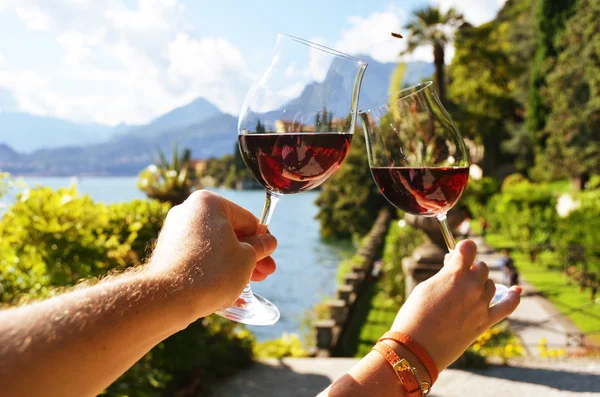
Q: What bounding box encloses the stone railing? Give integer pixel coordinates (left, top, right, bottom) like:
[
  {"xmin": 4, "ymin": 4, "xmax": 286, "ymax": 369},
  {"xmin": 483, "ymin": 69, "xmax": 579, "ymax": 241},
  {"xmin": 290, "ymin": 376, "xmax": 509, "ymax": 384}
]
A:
[{"xmin": 313, "ymin": 207, "xmax": 393, "ymax": 357}]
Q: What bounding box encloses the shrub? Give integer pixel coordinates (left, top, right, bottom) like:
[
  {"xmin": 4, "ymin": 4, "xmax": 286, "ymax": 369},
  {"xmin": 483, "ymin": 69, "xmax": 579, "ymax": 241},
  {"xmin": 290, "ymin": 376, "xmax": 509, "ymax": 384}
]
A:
[
  {"xmin": 554, "ymin": 190, "xmax": 600, "ymax": 273},
  {"xmin": 380, "ymin": 218, "xmax": 425, "ymax": 305},
  {"xmin": 0, "ymin": 186, "xmax": 255, "ymax": 396},
  {"xmin": 253, "ymin": 333, "xmax": 308, "ymax": 359},
  {"xmin": 460, "ymin": 176, "xmax": 501, "ymax": 218},
  {"xmin": 486, "ymin": 179, "xmax": 558, "ymax": 261}
]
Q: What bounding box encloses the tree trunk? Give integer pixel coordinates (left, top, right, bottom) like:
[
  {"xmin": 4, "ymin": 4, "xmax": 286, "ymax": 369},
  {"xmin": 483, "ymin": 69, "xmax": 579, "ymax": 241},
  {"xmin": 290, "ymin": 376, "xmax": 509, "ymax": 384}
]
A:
[
  {"xmin": 433, "ymin": 44, "xmax": 446, "ymax": 105},
  {"xmin": 571, "ymin": 172, "xmax": 590, "ymax": 191}
]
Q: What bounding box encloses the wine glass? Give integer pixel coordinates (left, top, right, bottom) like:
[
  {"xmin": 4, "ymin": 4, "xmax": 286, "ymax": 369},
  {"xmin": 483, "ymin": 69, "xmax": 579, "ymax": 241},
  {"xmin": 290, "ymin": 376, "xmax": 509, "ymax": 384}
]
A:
[
  {"xmin": 215, "ymin": 34, "xmax": 367, "ymax": 325},
  {"xmin": 360, "ymin": 81, "xmax": 508, "ymax": 306}
]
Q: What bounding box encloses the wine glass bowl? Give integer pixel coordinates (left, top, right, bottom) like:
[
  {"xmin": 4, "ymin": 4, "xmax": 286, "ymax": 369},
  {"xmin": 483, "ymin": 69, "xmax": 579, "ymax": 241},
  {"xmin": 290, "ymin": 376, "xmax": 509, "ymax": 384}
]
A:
[
  {"xmin": 215, "ymin": 33, "xmax": 367, "ymax": 325},
  {"xmin": 360, "ymin": 81, "xmax": 508, "ymax": 306}
]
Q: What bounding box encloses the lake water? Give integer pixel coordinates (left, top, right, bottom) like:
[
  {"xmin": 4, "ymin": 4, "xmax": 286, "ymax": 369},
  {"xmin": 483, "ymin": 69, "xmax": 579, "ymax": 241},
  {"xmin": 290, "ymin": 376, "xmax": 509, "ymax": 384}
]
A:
[{"xmin": 10, "ymin": 177, "xmax": 350, "ymax": 341}]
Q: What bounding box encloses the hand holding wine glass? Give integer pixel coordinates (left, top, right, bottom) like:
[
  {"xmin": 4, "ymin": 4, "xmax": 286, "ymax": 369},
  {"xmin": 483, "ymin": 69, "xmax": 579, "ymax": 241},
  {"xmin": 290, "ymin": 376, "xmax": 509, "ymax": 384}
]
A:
[
  {"xmin": 360, "ymin": 81, "xmax": 509, "ymax": 306},
  {"xmin": 216, "ymin": 34, "xmax": 367, "ymax": 325}
]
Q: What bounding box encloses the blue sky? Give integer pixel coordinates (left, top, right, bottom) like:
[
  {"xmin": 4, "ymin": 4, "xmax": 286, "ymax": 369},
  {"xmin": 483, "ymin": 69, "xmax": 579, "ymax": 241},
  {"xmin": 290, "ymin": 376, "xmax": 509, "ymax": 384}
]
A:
[{"xmin": 0, "ymin": 0, "xmax": 505, "ymax": 125}]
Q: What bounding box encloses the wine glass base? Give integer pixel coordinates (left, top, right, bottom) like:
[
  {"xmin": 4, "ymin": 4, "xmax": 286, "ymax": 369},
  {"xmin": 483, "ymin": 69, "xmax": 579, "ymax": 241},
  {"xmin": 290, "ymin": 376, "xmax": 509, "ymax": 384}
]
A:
[
  {"xmin": 215, "ymin": 292, "xmax": 280, "ymax": 326},
  {"xmin": 490, "ymin": 284, "xmax": 510, "ymax": 307}
]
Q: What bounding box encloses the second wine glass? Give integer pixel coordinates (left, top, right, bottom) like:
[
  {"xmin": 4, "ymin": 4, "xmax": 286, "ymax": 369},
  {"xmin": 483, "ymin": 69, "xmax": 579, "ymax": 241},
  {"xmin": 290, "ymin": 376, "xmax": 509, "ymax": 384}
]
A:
[
  {"xmin": 215, "ymin": 34, "xmax": 367, "ymax": 325},
  {"xmin": 360, "ymin": 81, "xmax": 508, "ymax": 306}
]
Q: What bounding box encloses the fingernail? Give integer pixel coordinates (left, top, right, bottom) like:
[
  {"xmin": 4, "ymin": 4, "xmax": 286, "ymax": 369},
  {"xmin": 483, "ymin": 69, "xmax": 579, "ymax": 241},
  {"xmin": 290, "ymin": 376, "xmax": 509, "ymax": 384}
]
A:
[{"xmin": 515, "ymin": 286, "xmax": 522, "ymax": 294}]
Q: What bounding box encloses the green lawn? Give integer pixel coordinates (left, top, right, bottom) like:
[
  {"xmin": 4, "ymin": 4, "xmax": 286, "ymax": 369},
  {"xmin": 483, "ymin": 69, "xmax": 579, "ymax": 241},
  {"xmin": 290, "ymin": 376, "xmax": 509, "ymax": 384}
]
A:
[
  {"xmin": 487, "ymin": 234, "xmax": 600, "ymax": 343},
  {"xmin": 354, "ymin": 285, "xmax": 398, "ymax": 357}
]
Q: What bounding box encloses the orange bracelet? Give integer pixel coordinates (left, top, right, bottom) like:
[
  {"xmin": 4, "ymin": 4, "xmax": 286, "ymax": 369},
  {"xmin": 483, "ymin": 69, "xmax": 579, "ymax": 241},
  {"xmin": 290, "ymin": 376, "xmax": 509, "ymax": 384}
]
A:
[
  {"xmin": 378, "ymin": 331, "xmax": 439, "ymax": 385},
  {"xmin": 372, "ymin": 341, "xmax": 430, "ymax": 397}
]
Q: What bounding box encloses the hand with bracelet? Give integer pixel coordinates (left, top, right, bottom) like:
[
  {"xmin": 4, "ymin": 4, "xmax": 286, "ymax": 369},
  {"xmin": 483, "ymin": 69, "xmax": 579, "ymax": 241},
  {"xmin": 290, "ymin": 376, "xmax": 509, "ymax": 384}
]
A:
[{"xmin": 319, "ymin": 240, "xmax": 522, "ymax": 397}]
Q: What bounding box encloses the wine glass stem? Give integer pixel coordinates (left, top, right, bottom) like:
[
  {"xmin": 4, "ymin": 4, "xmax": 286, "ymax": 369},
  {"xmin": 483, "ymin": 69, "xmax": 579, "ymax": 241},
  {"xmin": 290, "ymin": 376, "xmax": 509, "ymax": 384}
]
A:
[
  {"xmin": 259, "ymin": 191, "xmax": 281, "ymax": 226},
  {"xmin": 239, "ymin": 191, "xmax": 281, "ymax": 297},
  {"xmin": 436, "ymin": 213, "xmax": 456, "ymax": 251}
]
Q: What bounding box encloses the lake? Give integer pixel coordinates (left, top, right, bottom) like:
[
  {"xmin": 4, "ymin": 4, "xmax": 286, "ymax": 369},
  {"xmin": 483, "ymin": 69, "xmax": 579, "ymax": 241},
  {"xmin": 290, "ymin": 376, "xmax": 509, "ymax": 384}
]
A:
[{"xmin": 9, "ymin": 177, "xmax": 350, "ymax": 341}]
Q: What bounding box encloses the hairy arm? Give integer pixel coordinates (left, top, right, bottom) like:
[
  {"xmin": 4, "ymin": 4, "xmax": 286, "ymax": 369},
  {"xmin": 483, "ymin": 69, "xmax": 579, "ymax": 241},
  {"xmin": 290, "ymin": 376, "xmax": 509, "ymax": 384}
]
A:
[
  {"xmin": 0, "ymin": 271, "xmax": 188, "ymax": 397},
  {"xmin": 0, "ymin": 191, "xmax": 278, "ymax": 397}
]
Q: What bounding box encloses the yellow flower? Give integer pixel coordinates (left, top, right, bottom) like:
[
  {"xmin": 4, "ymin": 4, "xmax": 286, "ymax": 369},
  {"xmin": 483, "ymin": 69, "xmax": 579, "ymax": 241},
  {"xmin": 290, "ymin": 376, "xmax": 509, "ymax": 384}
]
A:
[
  {"xmin": 558, "ymin": 349, "xmax": 566, "ymax": 357},
  {"xmin": 472, "ymin": 343, "xmax": 481, "ymax": 352}
]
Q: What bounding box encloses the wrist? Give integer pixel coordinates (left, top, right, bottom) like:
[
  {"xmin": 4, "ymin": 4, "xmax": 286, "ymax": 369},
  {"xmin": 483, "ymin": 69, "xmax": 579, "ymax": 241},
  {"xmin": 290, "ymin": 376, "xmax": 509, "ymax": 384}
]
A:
[{"xmin": 384, "ymin": 340, "xmax": 432, "ymax": 387}]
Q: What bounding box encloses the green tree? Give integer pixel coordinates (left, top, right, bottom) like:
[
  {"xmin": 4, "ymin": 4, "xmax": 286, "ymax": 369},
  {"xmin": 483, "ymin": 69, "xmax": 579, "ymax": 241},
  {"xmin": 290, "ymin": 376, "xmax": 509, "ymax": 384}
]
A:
[
  {"xmin": 315, "ymin": 131, "xmax": 390, "ymax": 239},
  {"xmin": 533, "ymin": 0, "xmax": 600, "ymax": 187},
  {"xmin": 527, "ymin": 0, "xmax": 577, "ymax": 146},
  {"xmin": 402, "ymin": 6, "xmax": 464, "ymax": 104},
  {"xmin": 447, "ymin": 0, "xmax": 538, "ymax": 175}
]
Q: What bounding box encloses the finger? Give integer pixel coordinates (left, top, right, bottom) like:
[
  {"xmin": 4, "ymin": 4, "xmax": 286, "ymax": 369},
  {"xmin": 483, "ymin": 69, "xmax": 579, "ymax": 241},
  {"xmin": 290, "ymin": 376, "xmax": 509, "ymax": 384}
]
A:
[
  {"xmin": 488, "ymin": 286, "xmax": 522, "ymax": 325},
  {"xmin": 470, "ymin": 261, "xmax": 489, "ymax": 284},
  {"xmin": 483, "ymin": 279, "xmax": 496, "ymax": 302},
  {"xmin": 255, "ymin": 256, "xmax": 276, "ymax": 276},
  {"xmin": 239, "ymin": 234, "xmax": 278, "ymax": 261},
  {"xmin": 251, "ymin": 270, "xmax": 268, "ymax": 282},
  {"xmin": 446, "ymin": 239, "xmax": 477, "ymax": 271},
  {"xmin": 218, "ymin": 195, "xmax": 262, "ymax": 238}
]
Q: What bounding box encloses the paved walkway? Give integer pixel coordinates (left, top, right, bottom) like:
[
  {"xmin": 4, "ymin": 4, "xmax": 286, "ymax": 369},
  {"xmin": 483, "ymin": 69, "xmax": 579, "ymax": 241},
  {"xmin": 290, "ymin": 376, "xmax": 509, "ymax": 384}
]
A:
[
  {"xmin": 471, "ymin": 236, "xmax": 593, "ymax": 356},
  {"xmin": 212, "ymin": 357, "xmax": 599, "ymax": 396}
]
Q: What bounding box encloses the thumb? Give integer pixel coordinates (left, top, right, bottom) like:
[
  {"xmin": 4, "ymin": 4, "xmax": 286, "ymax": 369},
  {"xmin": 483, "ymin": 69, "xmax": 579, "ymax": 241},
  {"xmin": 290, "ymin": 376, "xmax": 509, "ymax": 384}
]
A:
[
  {"xmin": 445, "ymin": 239, "xmax": 478, "ymax": 271},
  {"xmin": 238, "ymin": 234, "xmax": 278, "ymax": 261}
]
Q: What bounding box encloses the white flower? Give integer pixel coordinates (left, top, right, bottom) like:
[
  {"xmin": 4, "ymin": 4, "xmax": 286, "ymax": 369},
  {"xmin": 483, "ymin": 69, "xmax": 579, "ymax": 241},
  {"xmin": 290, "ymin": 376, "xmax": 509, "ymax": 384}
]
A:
[{"xmin": 556, "ymin": 194, "xmax": 580, "ymax": 218}]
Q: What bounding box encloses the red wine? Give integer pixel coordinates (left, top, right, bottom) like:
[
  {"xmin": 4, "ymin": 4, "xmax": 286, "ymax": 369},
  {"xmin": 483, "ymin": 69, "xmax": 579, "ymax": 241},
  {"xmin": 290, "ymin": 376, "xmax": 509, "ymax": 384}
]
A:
[
  {"xmin": 371, "ymin": 167, "xmax": 469, "ymax": 216},
  {"xmin": 239, "ymin": 132, "xmax": 352, "ymax": 194}
]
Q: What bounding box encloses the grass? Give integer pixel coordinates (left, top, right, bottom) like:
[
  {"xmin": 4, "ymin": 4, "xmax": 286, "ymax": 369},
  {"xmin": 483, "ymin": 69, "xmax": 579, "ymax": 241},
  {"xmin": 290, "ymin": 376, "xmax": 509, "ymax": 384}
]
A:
[
  {"xmin": 354, "ymin": 285, "xmax": 398, "ymax": 357},
  {"xmin": 487, "ymin": 233, "xmax": 600, "ymax": 344}
]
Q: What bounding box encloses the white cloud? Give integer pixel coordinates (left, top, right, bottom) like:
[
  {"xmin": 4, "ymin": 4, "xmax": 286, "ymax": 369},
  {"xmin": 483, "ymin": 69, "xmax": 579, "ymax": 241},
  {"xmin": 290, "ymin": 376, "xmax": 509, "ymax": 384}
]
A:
[
  {"xmin": 15, "ymin": 6, "xmax": 51, "ymax": 31},
  {"xmin": 335, "ymin": 6, "xmax": 407, "ymax": 63},
  {"xmin": 0, "ymin": 0, "xmax": 254, "ymax": 125},
  {"xmin": 438, "ymin": 0, "xmax": 503, "ymax": 26}
]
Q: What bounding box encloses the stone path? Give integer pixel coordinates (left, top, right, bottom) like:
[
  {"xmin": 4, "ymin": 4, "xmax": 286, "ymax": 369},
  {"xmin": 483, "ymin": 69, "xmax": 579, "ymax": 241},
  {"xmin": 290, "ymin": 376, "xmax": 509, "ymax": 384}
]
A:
[
  {"xmin": 472, "ymin": 236, "xmax": 594, "ymax": 356},
  {"xmin": 211, "ymin": 357, "xmax": 599, "ymax": 396}
]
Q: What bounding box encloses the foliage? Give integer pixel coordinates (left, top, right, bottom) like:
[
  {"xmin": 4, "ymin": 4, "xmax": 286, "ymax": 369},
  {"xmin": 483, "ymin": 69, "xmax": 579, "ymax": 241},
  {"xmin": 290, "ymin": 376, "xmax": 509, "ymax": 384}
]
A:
[
  {"xmin": 380, "ymin": 218, "xmax": 425, "ymax": 305},
  {"xmin": 197, "ymin": 144, "xmax": 252, "ymax": 189},
  {"xmin": 0, "ymin": 186, "xmax": 255, "ymax": 396},
  {"xmin": 402, "ymin": 6, "xmax": 464, "ymax": 104},
  {"xmin": 554, "ymin": 190, "xmax": 600, "ymax": 273},
  {"xmin": 0, "ymin": 186, "xmax": 170, "ymax": 303},
  {"xmin": 448, "ymin": 0, "xmax": 537, "ymax": 175},
  {"xmin": 533, "ymin": 0, "xmax": 600, "ymax": 182},
  {"xmin": 137, "ymin": 144, "xmax": 197, "ymax": 204},
  {"xmin": 527, "ymin": 0, "xmax": 578, "ymax": 142},
  {"xmin": 316, "ymin": 131, "xmax": 389, "ymax": 239},
  {"xmin": 253, "ymin": 333, "xmax": 308, "ymax": 359},
  {"xmin": 486, "ymin": 179, "xmax": 558, "ymax": 260},
  {"xmin": 459, "ymin": 176, "xmax": 501, "ymax": 218}
]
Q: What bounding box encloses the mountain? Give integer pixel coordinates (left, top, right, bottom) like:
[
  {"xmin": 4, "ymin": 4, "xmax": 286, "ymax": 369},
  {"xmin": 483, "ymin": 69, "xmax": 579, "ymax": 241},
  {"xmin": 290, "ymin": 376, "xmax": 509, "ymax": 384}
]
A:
[
  {"xmin": 127, "ymin": 98, "xmax": 222, "ymax": 138},
  {"xmin": 5, "ymin": 113, "xmax": 238, "ymax": 176},
  {"xmin": 357, "ymin": 55, "xmax": 435, "ymax": 109},
  {"xmin": 0, "ymin": 58, "xmax": 435, "ymax": 176},
  {"xmin": 0, "ymin": 112, "xmax": 119, "ymax": 153}
]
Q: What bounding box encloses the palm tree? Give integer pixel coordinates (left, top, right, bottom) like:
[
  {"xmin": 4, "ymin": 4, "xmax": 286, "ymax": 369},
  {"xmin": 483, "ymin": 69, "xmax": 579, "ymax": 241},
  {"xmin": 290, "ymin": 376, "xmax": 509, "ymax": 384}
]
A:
[{"xmin": 402, "ymin": 6, "xmax": 464, "ymax": 104}]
